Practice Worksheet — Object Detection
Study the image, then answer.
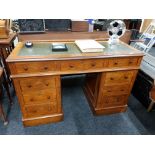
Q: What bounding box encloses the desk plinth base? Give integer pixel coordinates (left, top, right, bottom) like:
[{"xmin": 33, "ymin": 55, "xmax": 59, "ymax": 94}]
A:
[
  {"xmin": 22, "ymin": 113, "xmax": 63, "ymax": 127},
  {"xmin": 83, "ymin": 85, "xmax": 127, "ymax": 116}
]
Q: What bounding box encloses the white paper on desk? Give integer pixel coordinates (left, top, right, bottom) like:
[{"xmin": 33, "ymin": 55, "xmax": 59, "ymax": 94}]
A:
[{"xmin": 75, "ymin": 39, "xmax": 105, "ymax": 52}]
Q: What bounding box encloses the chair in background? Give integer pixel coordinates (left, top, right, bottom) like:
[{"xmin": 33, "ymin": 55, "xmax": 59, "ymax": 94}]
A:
[
  {"xmin": 133, "ymin": 22, "xmax": 155, "ymax": 53},
  {"xmin": 147, "ymin": 86, "xmax": 155, "ymax": 112}
]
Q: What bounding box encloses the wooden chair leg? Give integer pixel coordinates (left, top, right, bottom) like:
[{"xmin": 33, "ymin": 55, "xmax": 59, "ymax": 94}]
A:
[
  {"xmin": 147, "ymin": 101, "xmax": 155, "ymax": 112},
  {"xmin": 0, "ymin": 102, "xmax": 8, "ymax": 125},
  {"xmin": 2, "ymin": 72, "xmax": 13, "ymax": 106}
]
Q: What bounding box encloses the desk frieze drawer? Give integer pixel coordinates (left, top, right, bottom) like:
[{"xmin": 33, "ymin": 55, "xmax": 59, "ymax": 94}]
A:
[
  {"xmin": 14, "ymin": 61, "xmax": 58, "ymax": 74},
  {"xmin": 108, "ymin": 57, "xmax": 140, "ymax": 68},
  {"xmin": 103, "ymin": 70, "xmax": 135, "ymax": 86},
  {"xmin": 60, "ymin": 60, "xmax": 83, "ymax": 71},
  {"xmin": 24, "ymin": 103, "xmax": 57, "ymax": 118},
  {"xmin": 83, "ymin": 59, "xmax": 108, "ymax": 70},
  {"xmin": 60, "ymin": 59, "xmax": 108, "ymax": 72},
  {"xmin": 19, "ymin": 76, "xmax": 57, "ymax": 92}
]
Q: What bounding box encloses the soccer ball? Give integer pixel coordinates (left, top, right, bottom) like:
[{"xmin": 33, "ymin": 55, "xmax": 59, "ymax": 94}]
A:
[{"xmin": 107, "ymin": 20, "xmax": 126, "ymax": 45}]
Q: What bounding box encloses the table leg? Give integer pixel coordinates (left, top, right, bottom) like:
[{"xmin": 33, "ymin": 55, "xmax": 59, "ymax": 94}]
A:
[
  {"xmin": 147, "ymin": 101, "xmax": 155, "ymax": 112},
  {"xmin": 0, "ymin": 102, "xmax": 8, "ymax": 125}
]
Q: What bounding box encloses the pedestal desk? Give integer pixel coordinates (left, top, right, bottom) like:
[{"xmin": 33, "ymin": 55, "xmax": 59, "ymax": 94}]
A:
[{"xmin": 6, "ymin": 41, "xmax": 144, "ymax": 127}]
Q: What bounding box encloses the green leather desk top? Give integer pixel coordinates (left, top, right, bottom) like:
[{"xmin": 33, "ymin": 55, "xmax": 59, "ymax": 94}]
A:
[{"xmin": 6, "ymin": 41, "xmax": 144, "ymax": 62}]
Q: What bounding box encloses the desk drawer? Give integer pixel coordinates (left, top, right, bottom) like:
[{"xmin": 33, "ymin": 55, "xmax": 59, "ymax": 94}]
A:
[
  {"xmin": 15, "ymin": 61, "xmax": 57, "ymax": 74},
  {"xmin": 97, "ymin": 95, "xmax": 128, "ymax": 108},
  {"xmin": 22, "ymin": 89, "xmax": 57, "ymax": 106},
  {"xmin": 83, "ymin": 59, "xmax": 107, "ymax": 70},
  {"xmin": 102, "ymin": 85, "xmax": 130, "ymax": 96},
  {"xmin": 60, "ymin": 60, "xmax": 83, "ymax": 71},
  {"xmin": 108, "ymin": 57, "xmax": 139, "ymax": 68},
  {"xmin": 24, "ymin": 103, "xmax": 57, "ymax": 118},
  {"xmin": 19, "ymin": 76, "xmax": 56, "ymax": 92},
  {"xmin": 104, "ymin": 71, "xmax": 135, "ymax": 86}
]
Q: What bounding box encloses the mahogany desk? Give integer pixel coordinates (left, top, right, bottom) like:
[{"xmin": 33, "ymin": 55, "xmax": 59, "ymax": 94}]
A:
[{"xmin": 6, "ymin": 41, "xmax": 144, "ymax": 127}]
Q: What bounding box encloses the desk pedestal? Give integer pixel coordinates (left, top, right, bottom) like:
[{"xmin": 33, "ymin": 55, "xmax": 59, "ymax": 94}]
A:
[
  {"xmin": 84, "ymin": 71, "xmax": 138, "ymax": 115},
  {"xmin": 13, "ymin": 75, "xmax": 63, "ymax": 127}
]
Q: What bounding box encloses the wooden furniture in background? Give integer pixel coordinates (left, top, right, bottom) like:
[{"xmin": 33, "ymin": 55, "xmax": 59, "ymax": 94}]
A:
[
  {"xmin": 71, "ymin": 20, "xmax": 89, "ymax": 32},
  {"xmin": 0, "ymin": 19, "xmax": 10, "ymax": 39},
  {"xmin": 0, "ymin": 33, "xmax": 17, "ymax": 85},
  {"xmin": 6, "ymin": 41, "xmax": 143, "ymax": 127},
  {"xmin": 140, "ymin": 19, "xmax": 153, "ymax": 33},
  {"xmin": 0, "ymin": 67, "xmax": 13, "ymax": 125},
  {"xmin": 18, "ymin": 31, "xmax": 132, "ymax": 44}
]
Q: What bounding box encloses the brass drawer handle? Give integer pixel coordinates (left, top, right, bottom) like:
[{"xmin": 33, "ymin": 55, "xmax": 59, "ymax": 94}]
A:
[
  {"xmin": 69, "ymin": 65, "xmax": 74, "ymax": 68},
  {"xmin": 110, "ymin": 77, "xmax": 114, "ymax": 80},
  {"xmin": 124, "ymin": 76, "xmax": 128, "ymax": 79},
  {"xmin": 28, "ymin": 85, "xmax": 32, "ymax": 88},
  {"xmin": 30, "ymin": 98, "xmax": 34, "ymax": 101},
  {"xmin": 44, "ymin": 66, "xmax": 48, "ymax": 70},
  {"xmin": 114, "ymin": 62, "xmax": 118, "ymax": 65},
  {"xmin": 47, "ymin": 96, "xmax": 51, "ymax": 99},
  {"xmin": 23, "ymin": 66, "xmax": 28, "ymax": 71},
  {"xmin": 45, "ymin": 83, "xmax": 49, "ymax": 86},
  {"xmin": 91, "ymin": 63, "xmax": 96, "ymax": 67}
]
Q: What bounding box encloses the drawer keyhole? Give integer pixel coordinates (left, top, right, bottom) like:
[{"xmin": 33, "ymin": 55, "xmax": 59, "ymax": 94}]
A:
[
  {"xmin": 114, "ymin": 62, "xmax": 118, "ymax": 65},
  {"xmin": 121, "ymin": 89, "xmax": 124, "ymax": 92},
  {"xmin": 129, "ymin": 61, "xmax": 133, "ymax": 64},
  {"xmin": 108, "ymin": 90, "xmax": 111, "ymax": 92}
]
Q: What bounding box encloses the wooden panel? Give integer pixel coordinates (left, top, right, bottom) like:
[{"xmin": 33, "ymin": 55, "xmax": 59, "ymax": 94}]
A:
[
  {"xmin": 19, "ymin": 76, "xmax": 56, "ymax": 92},
  {"xmin": 23, "ymin": 113, "xmax": 63, "ymax": 127},
  {"xmin": 104, "ymin": 71, "xmax": 134, "ymax": 86},
  {"xmin": 24, "ymin": 103, "xmax": 57, "ymax": 118},
  {"xmin": 15, "ymin": 61, "xmax": 57, "ymax": 74},
  {"xmin": 108, "ymin": 57, "xmax": 139, "ymax": 68}
]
